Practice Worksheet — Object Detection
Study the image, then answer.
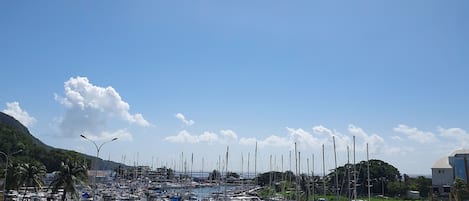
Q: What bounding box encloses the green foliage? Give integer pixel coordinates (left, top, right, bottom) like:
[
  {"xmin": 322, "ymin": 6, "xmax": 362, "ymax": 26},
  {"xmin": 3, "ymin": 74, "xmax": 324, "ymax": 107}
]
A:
[
  {"xmin": 0, "ymin": 112, "xmax": 127, "ymax": 187},
  {"xmin": 327, "ymin": 159, "xmax": 401, "ymax": 196},
  {"xmin": 0, "ymin": 119, "xmax": 91, "ymax": 172},
  {"xmin": 0, "ymin": 113, "xmax": 95, "ymax": 193},
  {"xmin": 19, "ymin": 161, "xmax": 46, "ymax": 188},
  {"xmin": 414, "ymin": 176, "xmax": 431, "ymax": 197},
  {"xmin": 453, "ymin": 177, "xmax": 466, "ymax": 201},
  {"xmin": 258, "ymin": 187, "xmax": 277, "ymax": 199},
  {"xmin": 256, "ymin": 171, "xmax": 294, "ymax": 186},
  {"xmin": 49, "ymin": 160, "xmax": 88, "ymax": 201},
  {"xmin": 386, "ymin": 181, "xmax": 407, "ymax": 197},
  {"xmin": 227, "ymin": 171, "xmax": 240, "ymax": 178},
  {"xmin": 208, "ymin": 169, "xmax": 221, "ymax": 180},
  {"xmin": 166, "ymin": 167, "xmax": 175, "ymax": 179}
]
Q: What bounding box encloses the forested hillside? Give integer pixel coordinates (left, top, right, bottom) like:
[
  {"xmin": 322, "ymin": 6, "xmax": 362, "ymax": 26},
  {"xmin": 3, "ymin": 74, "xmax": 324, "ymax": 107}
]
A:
[{"xmin": 0, "ymin": 112, "xmax": 121, "ymax": 172}]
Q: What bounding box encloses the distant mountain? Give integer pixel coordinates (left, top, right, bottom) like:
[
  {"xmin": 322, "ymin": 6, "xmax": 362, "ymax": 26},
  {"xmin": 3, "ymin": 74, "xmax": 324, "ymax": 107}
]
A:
[
  {"xmin": 0, "ymin": 112, "xmax": 53, "ymax": 150},
  {"xmin": 0, "ymin": 112, "xmax": 124, "ymax": 171}
]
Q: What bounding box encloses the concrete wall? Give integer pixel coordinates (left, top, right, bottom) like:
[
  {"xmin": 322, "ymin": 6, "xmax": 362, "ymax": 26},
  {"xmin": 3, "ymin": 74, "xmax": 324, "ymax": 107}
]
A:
[{"xmin": 432, "ymin": 168, "xmax": 453, "ymax": 186}]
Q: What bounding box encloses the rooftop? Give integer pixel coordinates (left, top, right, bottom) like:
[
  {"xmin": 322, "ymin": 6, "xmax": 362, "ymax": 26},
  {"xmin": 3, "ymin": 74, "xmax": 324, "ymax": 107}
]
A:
[
  {"xmin": 432, "ymin": 157, "xmax": 452, "ymax": 169},
  {"xmin": 449, "ymin": 149, "xmax": 469, "ymax": 157}
]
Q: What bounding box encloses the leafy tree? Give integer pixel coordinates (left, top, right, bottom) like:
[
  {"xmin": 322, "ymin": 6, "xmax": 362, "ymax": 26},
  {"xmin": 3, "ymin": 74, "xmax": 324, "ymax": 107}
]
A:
[
  {"xmin": 49, "ymin": 160, "xmax": 87, "ymax": 201},
  {"xmin": 404, "ymin": 176, "xmax": 432, "ymax": 198},
  {"xmin": 208, "ymin": 169, "xmax": 221, "ymax": 181},
  {"xmin": 415, "ymin": 176, "xmax": 431, "ymax": 197},
  {"xmin": 13, "ymin": 161, "xmax": 46, "ymax": 201},
  {"xmin": 256, "ymin": 171, "xmax": 285, "ymax": 186},
  {"xmin": 327, "ymin": 159, "xmax": 401, "ymax": 196},
  {"xmin": 453, "ymin": 177, "xmax": 466, "ymax": 201},
  {"xmin": 166, "ymin": 167, "xmax": 175, "ymax": 179},
  {"xmin": 226, "ymin": 172, "xmax": 240, "ymax": 179},
  {"xmin": 386, "ymin": 181, "xmax": 407, "ymax": 197}
]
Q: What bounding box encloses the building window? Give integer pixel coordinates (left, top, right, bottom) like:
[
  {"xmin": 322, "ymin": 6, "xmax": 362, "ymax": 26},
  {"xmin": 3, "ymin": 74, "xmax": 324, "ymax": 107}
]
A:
[{"xmin": 444, "ymin": 187, "xmax": 451, "ymax": 193}]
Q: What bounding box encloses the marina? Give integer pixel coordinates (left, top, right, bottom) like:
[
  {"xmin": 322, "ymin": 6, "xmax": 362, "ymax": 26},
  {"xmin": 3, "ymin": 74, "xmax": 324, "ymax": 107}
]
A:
[{"xmin": 2, "ymin": 180, "xmax": 263, "ymax": 201}]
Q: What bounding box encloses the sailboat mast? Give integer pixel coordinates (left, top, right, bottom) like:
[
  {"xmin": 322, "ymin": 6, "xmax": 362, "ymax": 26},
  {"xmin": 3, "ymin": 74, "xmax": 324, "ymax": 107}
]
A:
[
  {"xmin": 333, "ymin": 136, "xmax": 339, "ymax": 201},
  {"xmin": 367, "ymin": 143, "xmax": 371, "ymax": 201},
  {"xmin": 191, "ymin": 153, "xmax": 193, "ymax": 179},
  {"xmin": 225, "ymin": 146, "xmax": 229, "ymax": 200},
  {"xmin": 255, "ymin": 142, "xmax": 258, "ymax": 186},
  {"xmin": 307, "ymin": 157, "xmax": 310, "ymax": 201},
  {"xmin": 298, "ymin": 152, "xmax": 301, "ymax": 201},
  {"xmin": 295, "ymin": 143, "xmax": 299, "ymax": 201},
  {"xmin": 322, "ymin": 144, "xmax": 326, "ymax": 198},
  {"xmin": 190, "ymin": 153, "xmax": 193, "ymax": 196},
  {"xmin": 288, "ymin": 150, "xmax": 293, "ymax": 199},
  {"xmin": 353, "ymin": 136, "xmax": 357, "ymax": 201},
  {"xmin": 248, "ymin": 153, "xmax": 250, "ymax": 185},
  {"xmin": 347, "ymin": 146, "xmax": 351, "ymax": 200},
  {"xmin": 282, "ymin": 154, "xmax": 286, "ymax": 198},
  {"xmin": 312, "ymin": 153, "xmax": 315, "ymax": 201},
  {"xmin": 218, "ymin": 154, "xmax": 221, "ymax": 195},
  {"xmin": 270, "ymin": 154, "xmax": 273, "ymax": 190},
  {"xmin": 241, "ymin": 152, "xmax": 244, "ymax": 188}
]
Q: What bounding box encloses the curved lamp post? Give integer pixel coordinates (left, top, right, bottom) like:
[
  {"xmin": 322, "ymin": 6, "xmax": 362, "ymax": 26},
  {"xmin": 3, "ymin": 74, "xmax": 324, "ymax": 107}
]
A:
[
  {"xmin": 80, "ymin": 135, "xmax": 117, "ymax": 198},
  {"xmin": 1, "ymin": 149, "xmax": 22, "ymax": 201}
]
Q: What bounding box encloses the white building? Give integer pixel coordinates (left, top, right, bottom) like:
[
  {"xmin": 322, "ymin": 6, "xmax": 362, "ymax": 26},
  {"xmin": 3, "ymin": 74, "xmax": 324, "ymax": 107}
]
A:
[{"xmin": 432, "ymin": 149, "xmax": 469, "ymax": 195}]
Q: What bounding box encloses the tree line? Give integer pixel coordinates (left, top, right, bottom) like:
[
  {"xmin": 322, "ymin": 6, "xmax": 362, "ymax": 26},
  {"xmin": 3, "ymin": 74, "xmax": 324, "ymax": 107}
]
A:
[{"xmin": 253, "ymin": 159, "xmax": 432, "ymax": 199}]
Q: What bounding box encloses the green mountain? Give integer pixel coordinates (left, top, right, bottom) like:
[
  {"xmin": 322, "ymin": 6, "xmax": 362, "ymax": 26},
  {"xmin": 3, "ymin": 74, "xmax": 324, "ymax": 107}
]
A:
[
  {"xmin": 0, "ymin": 112, "xmax": 53, "ymax": 150},
  {"xmin": 0, "ymin": 112, "xmax": 123, "ymax": 172}
]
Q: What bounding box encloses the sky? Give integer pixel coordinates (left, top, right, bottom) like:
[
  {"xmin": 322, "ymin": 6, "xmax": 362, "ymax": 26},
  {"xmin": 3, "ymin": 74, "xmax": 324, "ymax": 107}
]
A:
[{"xmin": 1, "ymin": 1, "xmax": 468, "ymax": 176}]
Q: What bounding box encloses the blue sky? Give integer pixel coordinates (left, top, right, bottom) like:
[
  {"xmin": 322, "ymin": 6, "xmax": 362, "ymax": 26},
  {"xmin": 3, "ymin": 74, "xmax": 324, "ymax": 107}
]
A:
[{"xmin": 1, "ymin": 1, "xmax": 468, "ymax": 175}]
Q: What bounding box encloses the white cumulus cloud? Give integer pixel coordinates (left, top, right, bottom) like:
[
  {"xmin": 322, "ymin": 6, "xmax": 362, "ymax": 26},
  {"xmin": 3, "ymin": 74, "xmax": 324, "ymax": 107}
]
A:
[
  {"xmin": 54, "ymin": 76, "xmax": 150, "ymax": 139},
  {"xmin": 165, "ymin": 130, "xmax": 219, "ymax": 144},
  {"xmin": 239, "ymin": 135, "xmax": 291, "ymax": 148},
  {"xmin": 175, "ymin": 113, "xmax": 194, "ymax": 126},
  {"xmin": 220, "ymin": 129, "xmax": 238, "ymax": 143},
  {"xmin": 391, "ymin": 136, "xmax": 403, "ymax": 141},
  {"xmin": 393, "ymin": 124, "xmax": 437, "ymax": 144},
  {"xmin": 348, "ymin": 124, "xmax": 385, "ymax": 153},
  {"xmin": 313, "ymin": 125, "xmax": 351, "ymax": 151},
  {"xmin": 261, "ymin": 135, "xmax": 291, "ymax": 147},
  {"xmin": 2, "ymin": 102, "xmax": 37, "ymax": 127},
  {"xmin": 287, "ymin": 127, "xmax": 325, "ymax": 149},
  {"xmin": 438, "ymin": 127, "xmax": 469, "ymax": 148},
  {"xmin": 165, "ymin": 130, "xmax": 240, "ymax": 144},
  {"xmin": 239, "ymin": 137, "xmax": 257, "ymax": 146}
]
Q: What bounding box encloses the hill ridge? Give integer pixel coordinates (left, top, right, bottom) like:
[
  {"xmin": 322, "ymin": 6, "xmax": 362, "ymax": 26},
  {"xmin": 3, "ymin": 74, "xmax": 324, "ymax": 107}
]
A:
[{"xmin": 0, "ymin": 112, "xmax": 124, "ymax": 171}]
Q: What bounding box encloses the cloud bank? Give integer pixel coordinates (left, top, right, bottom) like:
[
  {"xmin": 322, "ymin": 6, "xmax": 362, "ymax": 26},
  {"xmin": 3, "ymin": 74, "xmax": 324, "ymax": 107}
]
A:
[
  {"xmin": 393, "ymin": 124, "xmax": 437, "ymax": 144},
  {"xmin": 165, "ymin": 130, "xmax": 238, "ymax": 144},
  {"xmin": 54, "ymin": 76, "xmax": 150, "ymax": 140},
  {"xmin": 165, "ymin": 123, "xmax": 404, "ymax": 157},
  {"xmin": 2, "ymin": 102, "xmax": 37, "ymax": 127}
]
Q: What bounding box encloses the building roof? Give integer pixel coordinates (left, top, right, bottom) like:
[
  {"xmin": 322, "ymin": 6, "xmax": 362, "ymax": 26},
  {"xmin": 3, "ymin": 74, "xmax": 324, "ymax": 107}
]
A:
[
  {"xmin": 432, "ymin": 157, "xmax": 452, "ymax": 169},
  {"xmin": 449, "ymin": 149, "xmax": 469, "ymax": 157}
]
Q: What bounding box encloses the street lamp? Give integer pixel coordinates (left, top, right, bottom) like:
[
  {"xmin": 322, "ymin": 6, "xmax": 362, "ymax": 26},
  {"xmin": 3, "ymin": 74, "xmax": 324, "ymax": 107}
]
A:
[
  {"xmin": 80, "ymin": 135, "xmax": 117, "ymax": 198},
  {"xmin": 1, "ymin": 149, "xmax": 22, "ymax": 201}
]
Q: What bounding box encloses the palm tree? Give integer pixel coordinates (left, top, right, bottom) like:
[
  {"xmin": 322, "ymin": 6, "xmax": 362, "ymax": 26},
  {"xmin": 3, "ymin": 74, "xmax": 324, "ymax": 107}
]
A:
[
  {"xmin": 49, "ymin": 160, "xmax": 87, "ymax": 201},
  {"xmin": 15, "ymin": 161, "xmax": 46, "ymax": 201},
  {"xmin": 453, "ymin": 177, "xmax": 466, "ymax": 201}
]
